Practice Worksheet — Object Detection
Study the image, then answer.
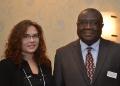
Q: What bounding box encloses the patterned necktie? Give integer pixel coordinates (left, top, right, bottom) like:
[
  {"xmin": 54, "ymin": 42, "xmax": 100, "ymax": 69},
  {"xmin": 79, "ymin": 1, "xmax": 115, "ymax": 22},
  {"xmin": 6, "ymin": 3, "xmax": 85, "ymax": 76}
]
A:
[{"xmin": 85, "ymin": 47, "xmax": 95, "ymax": 82}]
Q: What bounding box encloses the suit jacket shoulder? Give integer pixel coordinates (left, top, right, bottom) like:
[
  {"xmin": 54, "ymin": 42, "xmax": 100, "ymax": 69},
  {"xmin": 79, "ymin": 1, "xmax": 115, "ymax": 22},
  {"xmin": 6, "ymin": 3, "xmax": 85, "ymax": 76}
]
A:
[
  {"xmin": 57, "ymin": 39, "xmax": 80, "ymax": 52},
  {"xmin": 100, "ymin": 38, "xmax": 120, "ymax": 48}
]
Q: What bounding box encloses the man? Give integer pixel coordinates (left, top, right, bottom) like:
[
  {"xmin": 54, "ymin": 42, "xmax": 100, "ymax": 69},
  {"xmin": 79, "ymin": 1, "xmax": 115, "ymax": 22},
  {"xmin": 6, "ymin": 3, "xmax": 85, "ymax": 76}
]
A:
[{"xmin": 53, "ymin": 8, "xmax": 120, "ymax": 86}]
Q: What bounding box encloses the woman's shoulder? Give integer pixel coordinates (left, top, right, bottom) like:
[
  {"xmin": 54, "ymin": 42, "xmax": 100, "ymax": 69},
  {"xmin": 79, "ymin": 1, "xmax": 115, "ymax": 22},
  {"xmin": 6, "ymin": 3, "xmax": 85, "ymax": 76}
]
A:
[
  {"xmin": 0, "ymin": 58, "xmax": 14, "ymax": 65},
  {"xmin": 0, "ymin": 58, "xmax": 16, "ymax": 72},
  {"xmin": 40, "ymin": 64, "xmax": 52, "ymax": 74},
  {"xmin": 0, "ymin": 59, "xmax": 18, "ymax": 86}
]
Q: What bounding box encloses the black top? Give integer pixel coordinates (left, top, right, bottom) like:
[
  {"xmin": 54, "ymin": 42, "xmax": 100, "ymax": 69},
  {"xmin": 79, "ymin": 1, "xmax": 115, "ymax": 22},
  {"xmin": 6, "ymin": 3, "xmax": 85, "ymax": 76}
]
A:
[{"xmin": 0, "ymin": 59, "xmax": 54, "ymax": 86}]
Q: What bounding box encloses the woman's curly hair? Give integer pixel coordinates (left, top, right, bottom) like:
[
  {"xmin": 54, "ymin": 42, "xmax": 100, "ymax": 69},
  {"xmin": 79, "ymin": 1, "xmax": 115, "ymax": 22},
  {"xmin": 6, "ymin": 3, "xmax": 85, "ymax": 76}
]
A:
[{"xmin": 5, "ymin": 20, "xmax": 51, "ymax": 72}]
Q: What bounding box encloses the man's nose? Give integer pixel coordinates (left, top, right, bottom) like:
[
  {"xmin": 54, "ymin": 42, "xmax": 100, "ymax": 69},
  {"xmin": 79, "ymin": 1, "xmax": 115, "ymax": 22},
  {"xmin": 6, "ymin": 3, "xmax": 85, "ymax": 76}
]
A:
[{"xmin": 85, "ymin": 22, "xmax": 91, "ymax": 29}]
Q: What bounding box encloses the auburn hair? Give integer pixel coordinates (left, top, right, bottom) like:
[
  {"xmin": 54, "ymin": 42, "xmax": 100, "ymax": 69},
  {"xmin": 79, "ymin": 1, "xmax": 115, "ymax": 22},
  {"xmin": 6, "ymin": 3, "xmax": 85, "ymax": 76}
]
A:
[{"xmin": 5, "ymin": 20, "xmax": 51, "ymax": 72}]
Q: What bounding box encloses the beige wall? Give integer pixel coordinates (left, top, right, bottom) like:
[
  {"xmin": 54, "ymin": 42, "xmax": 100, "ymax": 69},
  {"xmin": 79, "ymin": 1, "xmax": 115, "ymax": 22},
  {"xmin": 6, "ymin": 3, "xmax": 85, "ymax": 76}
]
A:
[{"xmin": 0, "ymin": 0, "xmax": 120, "ymax": 67}]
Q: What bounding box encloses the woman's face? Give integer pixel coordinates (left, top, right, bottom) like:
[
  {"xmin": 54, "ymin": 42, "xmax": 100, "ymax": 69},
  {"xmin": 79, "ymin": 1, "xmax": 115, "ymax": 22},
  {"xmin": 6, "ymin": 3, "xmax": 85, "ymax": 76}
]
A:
[{"xmin": 22, "ymin": 25, "xmax": 39, "ymax": 55}]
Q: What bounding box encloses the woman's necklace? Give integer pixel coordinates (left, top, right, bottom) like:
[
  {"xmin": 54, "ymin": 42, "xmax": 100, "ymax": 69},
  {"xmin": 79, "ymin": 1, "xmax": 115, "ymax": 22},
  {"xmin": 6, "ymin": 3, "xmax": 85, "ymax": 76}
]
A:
[{"xmin": 22, "ymin": 65, "xmax": 46, "ymax": 86}]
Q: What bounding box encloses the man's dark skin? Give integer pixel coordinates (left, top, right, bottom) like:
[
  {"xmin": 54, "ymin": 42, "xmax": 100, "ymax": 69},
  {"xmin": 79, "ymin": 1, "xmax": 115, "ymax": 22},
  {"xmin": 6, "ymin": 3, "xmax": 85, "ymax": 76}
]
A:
[
  {"xmin": 77, "ymin": 8, "xmax": 104, "ymax": 45},
  {"xmin": 54, "ymin": 8, "xmax": 120, "ymax": 86}
]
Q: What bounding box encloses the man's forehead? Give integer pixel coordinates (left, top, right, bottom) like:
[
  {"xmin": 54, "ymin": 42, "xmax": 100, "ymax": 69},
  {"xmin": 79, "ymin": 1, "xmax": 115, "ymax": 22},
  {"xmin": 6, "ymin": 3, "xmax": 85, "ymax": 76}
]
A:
[{"xmin": 78, "ymin": 11, "xmax": 101, "ymax": 20}]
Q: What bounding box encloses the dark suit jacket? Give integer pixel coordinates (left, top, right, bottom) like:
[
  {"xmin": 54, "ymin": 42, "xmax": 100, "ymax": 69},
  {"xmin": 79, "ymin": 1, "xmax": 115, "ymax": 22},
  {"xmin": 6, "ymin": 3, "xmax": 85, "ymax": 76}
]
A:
[
  {"xmin": 0, "ymin": 59, "xmax": 53, "ymax": 86},
  {"xmin": 53, "ymin": 38, "xmax": 120, "ymax": 86}
]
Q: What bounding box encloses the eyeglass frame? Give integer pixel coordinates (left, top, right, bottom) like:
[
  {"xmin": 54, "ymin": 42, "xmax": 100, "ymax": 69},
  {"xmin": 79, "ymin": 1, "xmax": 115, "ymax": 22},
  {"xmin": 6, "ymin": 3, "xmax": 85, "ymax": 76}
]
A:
[{"xmin": 22, "ymin": 33, "xmax": 40, "ymax": 40}]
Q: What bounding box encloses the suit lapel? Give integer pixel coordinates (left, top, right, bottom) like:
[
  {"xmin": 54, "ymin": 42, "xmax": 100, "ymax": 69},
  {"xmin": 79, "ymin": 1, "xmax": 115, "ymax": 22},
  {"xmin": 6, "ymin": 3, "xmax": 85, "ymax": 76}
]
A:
[
  {"xmin": 72, "ymin": 40, "xmax": 90, "ymax": 85},
  {"xmin": 92, "ymin": 39, "xmax": 111, "ymax": 84},
  {"xmin": 71, "ymin": 39, "xmax": 112, "ymax": 85}
]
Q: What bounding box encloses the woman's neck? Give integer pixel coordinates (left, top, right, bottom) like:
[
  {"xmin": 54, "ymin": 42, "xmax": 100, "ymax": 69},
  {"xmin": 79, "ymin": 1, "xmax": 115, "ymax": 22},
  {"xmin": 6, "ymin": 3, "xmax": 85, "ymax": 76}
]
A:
[
  {"xmin": 22, "ymin": 52, "xmax": 34, "ymax": 61},
  {"xmin": 22, "ymin": 52, "xmax": 39, "ymax": 74}
]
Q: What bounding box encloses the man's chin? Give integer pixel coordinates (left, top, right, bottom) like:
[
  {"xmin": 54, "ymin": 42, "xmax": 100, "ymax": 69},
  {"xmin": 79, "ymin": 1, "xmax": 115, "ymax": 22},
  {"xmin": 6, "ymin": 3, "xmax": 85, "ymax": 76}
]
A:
[
  {"xmin": 81, "ymin": 38, "xmax": 96, "ymax": 45},
  {"xmin": 83, "ymin": 36, "xmax": 94, "ymax": 41}
]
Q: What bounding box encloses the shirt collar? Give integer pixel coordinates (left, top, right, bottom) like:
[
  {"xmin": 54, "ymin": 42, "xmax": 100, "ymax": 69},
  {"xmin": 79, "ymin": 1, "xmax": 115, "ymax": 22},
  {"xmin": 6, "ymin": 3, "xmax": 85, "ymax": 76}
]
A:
[{"xmin": 80, "ymin": 39, "xmax": 100, "ymax": 52}]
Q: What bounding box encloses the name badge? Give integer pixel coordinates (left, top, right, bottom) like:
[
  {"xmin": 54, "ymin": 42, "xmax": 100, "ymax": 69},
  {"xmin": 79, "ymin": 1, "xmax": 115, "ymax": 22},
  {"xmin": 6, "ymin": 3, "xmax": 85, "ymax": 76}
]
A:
[{"xmin": 107, "ymin": 71, "xmax": 117, "ymax": 79}]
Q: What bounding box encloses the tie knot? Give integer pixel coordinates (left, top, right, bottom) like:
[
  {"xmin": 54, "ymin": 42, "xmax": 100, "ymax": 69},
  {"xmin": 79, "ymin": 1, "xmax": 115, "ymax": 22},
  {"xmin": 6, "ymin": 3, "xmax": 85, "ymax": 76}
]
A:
[{"xmin": 87, "ymin": 47, "xmax": 92, "ymax": 52}]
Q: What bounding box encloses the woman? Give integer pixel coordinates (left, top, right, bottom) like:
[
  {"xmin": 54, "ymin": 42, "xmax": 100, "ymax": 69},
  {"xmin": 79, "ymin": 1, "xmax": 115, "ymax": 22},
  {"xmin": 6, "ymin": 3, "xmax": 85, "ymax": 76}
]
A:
[{"xmin": 0, "ymin": 20, "xmax": 53, "ymax": 86}]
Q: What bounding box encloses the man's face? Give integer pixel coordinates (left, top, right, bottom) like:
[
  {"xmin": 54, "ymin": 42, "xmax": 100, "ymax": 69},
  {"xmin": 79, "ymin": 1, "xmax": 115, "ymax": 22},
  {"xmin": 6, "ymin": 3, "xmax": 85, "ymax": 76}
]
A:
[{"xmin": 77, "ymin": 10, "xmax": 103, "ymax": 45}]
